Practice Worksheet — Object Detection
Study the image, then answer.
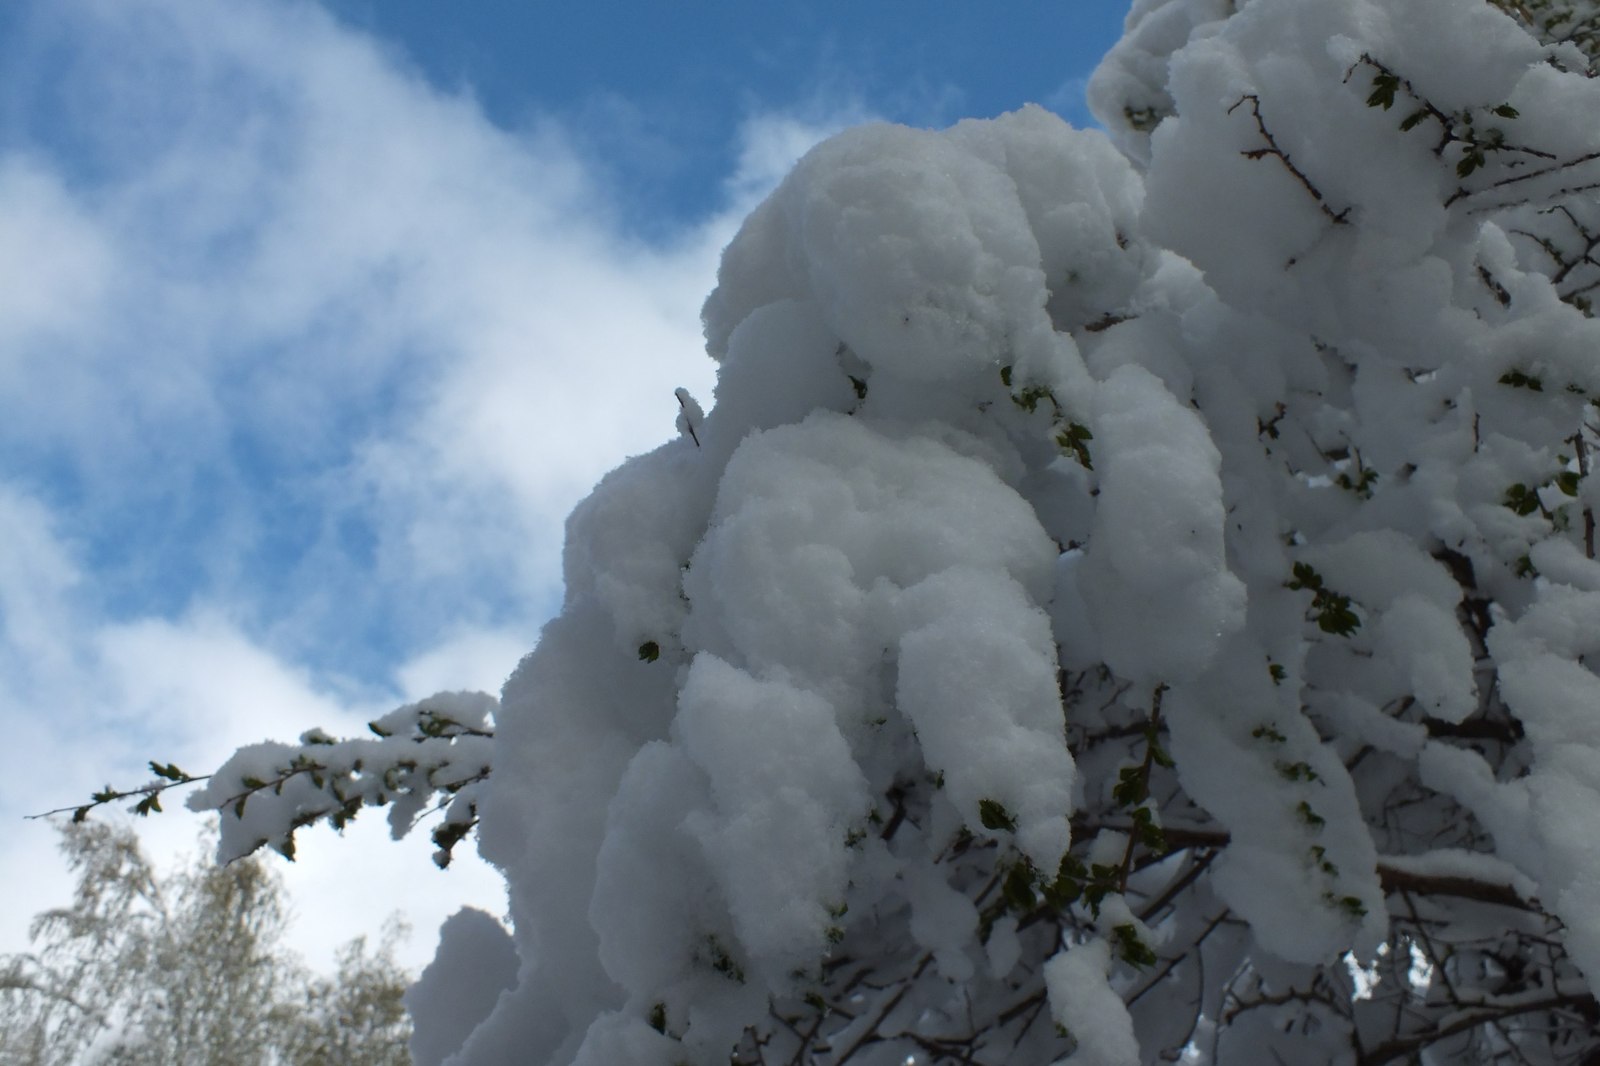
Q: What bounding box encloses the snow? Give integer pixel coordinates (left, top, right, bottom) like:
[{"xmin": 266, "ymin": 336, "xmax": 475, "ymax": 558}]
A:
[
  {"xmin": 172, "ymin": 0, "xmax": 1600, "ymax": 1060},
  {"xmin": 1044, "ymin": 939, "xmax": 1141, "ymax": 1066},
  {"xmin": 1076, "ymin": 363, "xmax": 1244, "ymax": 682},
  {"xmin": 406, "ymin": 908, "xmax": 519, "ymax": 1066}
]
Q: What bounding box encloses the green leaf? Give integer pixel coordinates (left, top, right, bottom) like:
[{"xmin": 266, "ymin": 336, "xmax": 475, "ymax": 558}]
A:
[
  {"xmin": 1367, "ymin": 72, "xmax": 1400, "ymax": 110},
  {"xmin": 1252, "ymin": 723, "xmax": 1287, "ymax": 744},
  {"xmin": 1001, "ymin": 862, "xmax": 1038, "ymax": 912},
  {"xmin": 1056, "ymin": 422, "xmax": 1095, "ymax": 470},
  {"xmin": 1269, "ymin": 662, "xmax": 1287, "ymax": 685},
  {"xmin": 638, "ymin": 641, "xmax": 660, "ymax": 663},
  {"xmin": 1316, "ymin": 595, "xmax": 1361, "ymax": 637},
  {"xmin": 1491, "ymin": 103, "xmax": 1519, "ymax": 119},
  {"xmin": 1275, "ymin": 760, "xmax": 1320, "ymax": 783},
  {"xmin": 999, "ymin": 365, "xmax": 1013, "ymax": 387},
  {"xmin": 848, "ymin": 376, "xmax": 867, "ymax": 400},
  {"xmin": 1297, "ymin": 801, "xmax": 1326, "ymax": 830},
  {"xmin": 1503, "ymin": 483, "xmax": 1541, "ymax": 517},
  {"xmin": 148, "ymin": 761, "xmax": 186, "ymax": 781},
  {"xmin": 978, "ymin": 798, "xmax": 1018, "ymax": 833},
  {"xmin": 1012, "ymin": 384, "xmax": 1056, "ymax": 414},
  {"xmin": 1398, "ymin": 109, "xmax": 1429, "ymax": 132},
  {"xmin": 1113, "ymin": 766, "xmax": 1146, "ymax": 808},
  {"xmin": 1557, "ymin": 470, "xmax": 1581, "ymax": 497},
  {"xmin": 1498, "ymin": 369, "xmax": 1544, "ymax": 391},
  {"xmin": 1287, "ymin": 562, "xmax": 1322, "ymax": 591},
  {"xmin": 1112, "ymin": 923, "xmax": 1157, "ymax": 968}
]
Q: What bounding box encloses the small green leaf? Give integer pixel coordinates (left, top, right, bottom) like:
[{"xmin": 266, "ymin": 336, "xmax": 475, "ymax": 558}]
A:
[
  {"xmin": 1316, "ymin": 593, "xmax": 1361, "ymax": 637},
  {"xmin": 848, "ymin": 376, "xmax": 867, "ymax": 400},
  {"xmin": 149, "ymin": 761, "xmax": 188, "ymax": 781},
  {"xmin": 1557, "ymin": 470, "xmax": 1581, "ymax": 497},
  {"xmin": 1498, "ymin": 369, "xmax": 1544, "ymax": 391},
  {"xmin": 1503, "ymin": 483, "xmax": 1541, "ymax": 517},
  {"xmin": 1268, "ymin": 662, "xmax": 1287, "ymax": 685},
  {"xmin": 1367, "ymin": 72, "xmax": 1400, "ymax": 110},
  {"xmin": 1113, "ymin": 765, "xmax": 1147, "ymax": 808},
  {"xmin": 1491, "ymin": 103, "xmax": 1519, "ymax": 119},
  {"xmin": 1275, "ymin": 760, "xmax": 1320, "ymax": 783},
  {"xmin": 1112, "ymin": 923, "xmax": 1157, "ymax": 968},
  {"xmin": 638, "ymin": 641, "xmax": 660, "ymax": 662},
  {"xmin": 1398, "ymin": 109, "xmax": 1429, "ymax": 132},
  {"xmin": 648, "ymin": 1002, "xmax": 668, "ymax": 1034},
  {"xmin": 1287, "ymin": 562, "xmax": 1322, "ymax": 591},
  {"xmin": 978, "ymin": 798, "xmax": 1018, "ymax": 833},
  {"xmin": 1252, "ymin": 723, "xmax": 1287, "ymax": 744},
  {"xmin": 1056, "ymin": 422, "xmax": 1095, "ymax": 470},
  {"xmin": 1012, "ymin": 384, "xmax": 1057, "ymax": 414},
  {"xmin": 1001, "ymin": 862, "xmax": 1038, "ymax": 912},
  {"xmin": 999, "ymin": 365, "xmax": 1013, "ymax": 387},
  {"xmin": 1297, "ymin": 801, "xmax": 1326, "ymax": 830}
]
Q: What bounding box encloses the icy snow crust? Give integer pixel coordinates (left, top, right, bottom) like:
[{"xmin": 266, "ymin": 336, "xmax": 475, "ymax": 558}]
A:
[{"xmin": 196, "ymin": 0, "xmax": 1600, "ymax": 1061}]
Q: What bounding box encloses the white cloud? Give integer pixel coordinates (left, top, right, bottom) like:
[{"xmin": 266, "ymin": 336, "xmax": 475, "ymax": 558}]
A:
[
  {"xmin": 0, "ymin": 0, "xmax": 851, "ymax": 978},
  {"xmin": 0, "ymin": 487, "xmax": 506, "ymax": 972},
  {"xmin": 0, "ymin": 160, "xmax": 114, "ymax": 357}
]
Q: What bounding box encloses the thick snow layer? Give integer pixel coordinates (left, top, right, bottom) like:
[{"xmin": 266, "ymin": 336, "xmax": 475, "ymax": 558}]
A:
[
  {"xmin": 186, "ymin": 1, "xmax": 1600, "ymax": 1059},
  {"xmin": 1077, "ymin": 363, "xmax": 1245, "ymax": 682},
  {"xmin": 406, "ymin": 908, "xmax": 519, "ymax": 1066},
  {"xmin": 1044, "ymin": 939, "xmax": 1141, "ymax": 1066}
]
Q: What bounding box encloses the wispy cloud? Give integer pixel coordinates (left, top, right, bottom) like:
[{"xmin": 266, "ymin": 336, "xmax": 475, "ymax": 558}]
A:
[{"xmin": 0, "ymin": 0, "xmax": 852, "ymax": 971}]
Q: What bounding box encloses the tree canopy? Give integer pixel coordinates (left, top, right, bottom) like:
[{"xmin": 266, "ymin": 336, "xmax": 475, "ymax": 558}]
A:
[
  {"xmin": 62, "ymin": 0, "xmax": 1600, "ymax": 1062},
  {"xmin": 0, "ymin": 821, "xmax": 412, "ymax": 1066}
]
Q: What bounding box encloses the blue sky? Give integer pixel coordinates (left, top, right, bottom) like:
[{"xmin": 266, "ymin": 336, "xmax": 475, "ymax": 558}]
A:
[
  {"xmin": 0, "ymin": 0, "xmax": 1126, "ymax": 972},
  {"xmin": 330, "ymin": 1, "xmax": 1122, "ymax": 229}
]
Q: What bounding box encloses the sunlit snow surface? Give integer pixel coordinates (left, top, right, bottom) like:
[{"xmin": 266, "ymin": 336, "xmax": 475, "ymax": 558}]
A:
[{"xmin": 195, "ymin": 0, "xmax": 1600, "ymax": 1061}]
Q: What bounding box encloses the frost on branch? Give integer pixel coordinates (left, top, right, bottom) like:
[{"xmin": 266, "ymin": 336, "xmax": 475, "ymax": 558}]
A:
[{"xmin": 66, "ymin": 0, "xmax": 1600, "ymax": 1062}]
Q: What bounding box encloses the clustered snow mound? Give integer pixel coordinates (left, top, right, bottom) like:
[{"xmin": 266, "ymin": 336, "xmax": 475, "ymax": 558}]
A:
[
  {"xmin": 452, "ymin": 106, "xmax": 1163, "ymax": 1064},
  {"xmin": 195, "ymin": 0, "xmax": 1600, "ymax": 1061}
]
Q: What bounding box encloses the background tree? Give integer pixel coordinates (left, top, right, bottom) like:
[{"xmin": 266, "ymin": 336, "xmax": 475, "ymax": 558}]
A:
[
  {"xmin": 56, "ymin": 0, "xmax": 1600, "ymax": 1062},
  {"xmin": 0, "ymin": 821, "xmax": 412, "ymax": 1066}
]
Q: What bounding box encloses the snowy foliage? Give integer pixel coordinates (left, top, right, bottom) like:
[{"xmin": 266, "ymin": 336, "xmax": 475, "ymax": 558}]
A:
[{"xmin": 99, "ymin": 0, "xmax": 1600, "ymax": 1061}]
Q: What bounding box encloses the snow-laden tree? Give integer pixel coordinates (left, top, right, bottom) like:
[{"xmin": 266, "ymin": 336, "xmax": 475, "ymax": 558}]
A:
[
  {"xmin": 66, "ymin": 0, "xmax": 1600, "ymax": 1061},
  {"xmin": 0, "ymin": 822, "xmax": 412, "ymax": 1066}
]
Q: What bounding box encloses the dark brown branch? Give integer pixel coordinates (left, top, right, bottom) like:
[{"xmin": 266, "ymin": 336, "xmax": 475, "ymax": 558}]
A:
[
  {"xmin": 1228, "ymin": 95, "xmax": 1351, "ymax": 225},
  {"xmin": 1083, "ymin": 821, "xmax": 1542, "ymax": 911}
]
